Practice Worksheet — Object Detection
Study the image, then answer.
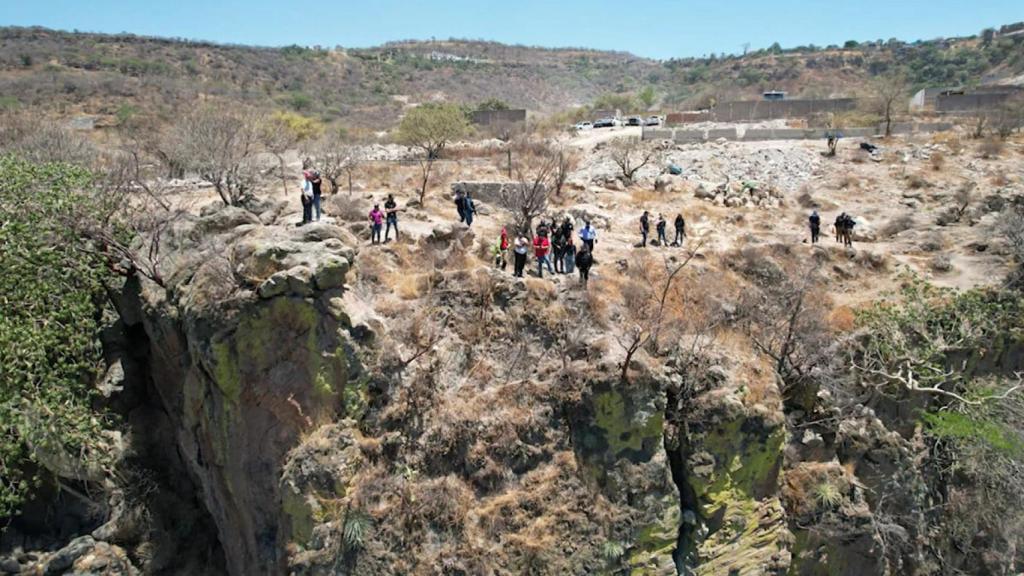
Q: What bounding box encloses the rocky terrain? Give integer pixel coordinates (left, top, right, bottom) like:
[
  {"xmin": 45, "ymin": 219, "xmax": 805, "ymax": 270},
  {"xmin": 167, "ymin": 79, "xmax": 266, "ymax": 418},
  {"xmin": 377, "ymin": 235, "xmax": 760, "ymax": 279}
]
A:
[{"xmin": 2, "ymin": 113, "xmax": 1023, "ymax": 576}]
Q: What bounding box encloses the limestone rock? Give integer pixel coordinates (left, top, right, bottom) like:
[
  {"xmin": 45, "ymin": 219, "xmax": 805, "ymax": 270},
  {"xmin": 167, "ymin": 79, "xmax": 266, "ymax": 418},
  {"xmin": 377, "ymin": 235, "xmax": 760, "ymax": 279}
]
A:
[
  {"xmin": 313, "ymin": 256, "xmax": 350, "ymax": 290},
  {"xmin": 654, "ymin": 174, "xmax": 679, "ymax": 193},
  {"xmin": 197, "ymin": 206, "xmax": 261, "ymax": 235}
]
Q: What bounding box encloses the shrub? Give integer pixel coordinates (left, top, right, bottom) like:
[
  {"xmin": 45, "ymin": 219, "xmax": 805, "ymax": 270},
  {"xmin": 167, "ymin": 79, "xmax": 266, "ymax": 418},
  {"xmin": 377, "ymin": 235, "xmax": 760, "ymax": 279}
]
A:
[
  {"xmin": 880, "ymin": 213, "xmax": 915, "ymax": 238},
  {"xmin": 980, "ymin": 137, "xmax": 1004, "ymax": 158},
  {"xmin": 0, "ymin": 156, "xmax": 116, "ymax": 517}
]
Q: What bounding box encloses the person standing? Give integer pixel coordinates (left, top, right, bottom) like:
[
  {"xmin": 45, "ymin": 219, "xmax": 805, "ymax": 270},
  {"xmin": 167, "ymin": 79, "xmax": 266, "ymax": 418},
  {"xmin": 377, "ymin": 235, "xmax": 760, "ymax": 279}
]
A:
[
  {"xmin": 639, "ymin": 211, "xmax": 650, "ymax": 247},
  {"xmin": 656, "ymin": 214, "xmax": 668, "ymax": 246},
  {"xmin": 513, "ymin": 235, "xmax": 529, "ymax": 278},
  {"xmin": 842, "ymin": 214, "xmax": 855, "ymax": 247},
  {"xmin": 368, "ymin": 204, "xmax": 384, "ymax": 244},
  {"xmin": 309, "ymin": 170, "xmax": 323, "ymax": 221},
  {"xmin": 673, "ymin": 214, "xmax": 686, "ymax": 246},
  {"xmin": 579, "ymin": 220, "xmax": 597, "ymax": 254},
  {"xmin": 463, "ymin": 192, "xmax": 477, "ymax": 227},
  {"xmin": 575, "ymin": 244, "xmax": 593, "ymax": 288},
  {"xmin": 551, "ymin": 227, "xmax": 566, "ymax": 274},
  {"xmin": 454, "ymin": 189, "xmax": 466, "ymax": 223},
  {"xmin": 560, "ymin": 217, "xmax": 574, "ymax": 243},
  {"xmin": 809, "ymin": 210, "xmax": 821, "ymax": 244},
  {"xmin": 299, "ymin": 171, "xmax": 314, "ymax": 225},
  {"xmin": 384, "ymin": 194, "xmax": 399, "ymax": 242},
  {"xmin": 834, "ymin": 213, "xmax": 845, "ymax": 243},
  {"xmin": 563, "ymin": 234, "xmax": 577, "ymax": 275},
  {"xmin": 533, "ymin": 231, "xmax": 553, "ymax": 278}
]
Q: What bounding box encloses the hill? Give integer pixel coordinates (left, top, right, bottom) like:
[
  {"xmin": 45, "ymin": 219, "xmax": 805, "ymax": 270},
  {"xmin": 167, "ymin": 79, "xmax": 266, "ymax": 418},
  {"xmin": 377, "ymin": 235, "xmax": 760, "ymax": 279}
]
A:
[{"xmin": 0, "ymin": 24, "xmax": 1023, "ymax": 127}]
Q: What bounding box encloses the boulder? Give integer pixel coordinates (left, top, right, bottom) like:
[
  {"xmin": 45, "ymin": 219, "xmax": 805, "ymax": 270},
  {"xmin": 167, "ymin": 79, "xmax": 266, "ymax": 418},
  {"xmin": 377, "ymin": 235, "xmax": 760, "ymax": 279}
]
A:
[
  {"xmin": 197, "ymin": 206, "xmax": 261, "ymax": 235},
  {"xmin": 313, "ymin": 256, "xmax": 351, "ymax": 290},
  {"xmin": 42, "ymin": 535, "xmax": 96, "ymax": 575},
  {"xmin": 654, "ymin": 174, "xmax": 679, "ymax": 193}
]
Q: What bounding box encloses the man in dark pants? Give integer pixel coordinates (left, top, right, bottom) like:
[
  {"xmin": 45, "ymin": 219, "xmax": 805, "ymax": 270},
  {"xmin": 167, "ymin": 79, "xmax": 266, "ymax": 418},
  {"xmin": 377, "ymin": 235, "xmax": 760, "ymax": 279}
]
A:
[
  {"xmin": 309, "ymin": 170, "xmax": 323, "ymax": 221},
  {"xmin": 384, "ymin": 194, "xmax": 399, "ymax": 242},
  {"xmin": 809, "ymin": 210, "xmax": 821, "ymax": 244},
  {"xmin": 673, "ymin": 213, "xmax": 686, "ymax": 246},
  {"xmin": 639, "ymin": 211, "xmax": 650, "ymax": 247},
  {"xmin": 575, "ymin": 244, "xmax": 593, "ymax": 288},
  {"xmin": 579, "ymin": 220, "xmax": 597, "ymax": 255}
]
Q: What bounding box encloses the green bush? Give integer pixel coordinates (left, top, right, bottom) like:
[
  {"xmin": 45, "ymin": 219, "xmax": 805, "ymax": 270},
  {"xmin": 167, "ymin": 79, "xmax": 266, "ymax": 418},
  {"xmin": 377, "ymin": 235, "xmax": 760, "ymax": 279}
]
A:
[{"xmin": 0, "ymin": 155, "xmax": 116, "ymax": 517}]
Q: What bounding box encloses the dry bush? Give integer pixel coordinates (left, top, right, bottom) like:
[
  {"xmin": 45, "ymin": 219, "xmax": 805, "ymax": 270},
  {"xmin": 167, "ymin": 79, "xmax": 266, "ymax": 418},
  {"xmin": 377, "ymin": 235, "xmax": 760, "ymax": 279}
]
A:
[
  {"xmin": 990, "ymin": 171, "xmax": 1010, "ymax": 187},
  {"xmin": 930, "ymin": 151, "xmax": 946, "ymax": 171},
  {"xmin": 933, "ymin": 132, "xmax": 965, "ymax": 155},
  {"xmin": 782, "ymin": 462, "xmax": 850, "ymax": 520},
  {"xmin": 880, "ymin": 213, "xmax": 915, "ymax": 238},
  {"xmin": 854, "ymin": 250, "xmax": 889, "ymax": 271},
  {"xmin": 906, "ymin": 172, "xmax": 931, "ymax": 189},
  {"xmin": 828, "ymin": 306, "xmax": 857, "ymax": 332},
  {"xmin": 980, "ymin": 137, "xmax": 1004, "ymax": 159},
  {"xmin": 930, "ymin": 253, "xmax": 953, "ymax": 273},
  {"xmin": 837, "ymin": 175, "xmax": 861, "ymax": 190},
  {"xmin": 630, "ymin": 187, "xmax": 660, "ymax": 204},
  {"xmin": 797, "ymin": 187, "xmax": 816, "ymax": 208}
]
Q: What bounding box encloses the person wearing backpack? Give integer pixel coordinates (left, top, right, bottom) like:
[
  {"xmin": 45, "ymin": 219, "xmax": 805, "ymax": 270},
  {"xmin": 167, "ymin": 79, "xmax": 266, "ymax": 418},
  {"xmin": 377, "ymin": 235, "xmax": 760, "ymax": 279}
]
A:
[
  {"xmin": 809, "ymin": 210, "xmax": 821, "ymax": 244},
  {"xmin": 639, "ymin": 211, "xmax": 650, "ymax": 247}
]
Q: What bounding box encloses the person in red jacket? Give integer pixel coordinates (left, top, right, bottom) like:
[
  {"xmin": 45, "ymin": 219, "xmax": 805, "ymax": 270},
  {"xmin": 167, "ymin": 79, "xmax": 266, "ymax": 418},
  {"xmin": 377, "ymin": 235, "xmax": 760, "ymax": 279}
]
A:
[{"xmin": 533, "ymin": 231, "xmax": 554, "ymax": 278}]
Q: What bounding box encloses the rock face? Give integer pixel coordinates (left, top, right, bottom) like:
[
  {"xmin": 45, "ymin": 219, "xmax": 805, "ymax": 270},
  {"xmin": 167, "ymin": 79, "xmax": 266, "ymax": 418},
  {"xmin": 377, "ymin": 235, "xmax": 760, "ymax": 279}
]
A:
[{"xmin": 122, "ymin": 208, "xmax": 366, "ymax": 576}]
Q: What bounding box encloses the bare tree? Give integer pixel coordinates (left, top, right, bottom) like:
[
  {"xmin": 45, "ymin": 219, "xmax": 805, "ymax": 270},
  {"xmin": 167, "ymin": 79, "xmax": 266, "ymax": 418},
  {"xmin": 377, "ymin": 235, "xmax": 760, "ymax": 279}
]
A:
[
  {"xmin": 874, "ymin": 70, "xmax": 909, "ymax": 138},
  {"xmin": 169, "ymin": 104, "xmax": 264, "ymax": 206},
  {"xmin": 260, "ymin": 111, "xmax": 323, "ymax": 194},
  {"xmin": 497, "ymin": 145, "xmax": 557, "ymax": 234},
  {"xmin": 553, "ymin": 146, "xmax": 579, "ymax": 197},
  {"xmin": 0, "ymin": 111, "xmax": 95, "ymax": 166},
  {"xmin": 616, "ymin": 244, "xmax": 703, "ymax": 383},
  {"xmin": 312, "ymin": 132, "xmax": 365, "ymax": 196},
  {"xmin": 609, "ymin": 137, "xmax": 660, "ymax": 186}
]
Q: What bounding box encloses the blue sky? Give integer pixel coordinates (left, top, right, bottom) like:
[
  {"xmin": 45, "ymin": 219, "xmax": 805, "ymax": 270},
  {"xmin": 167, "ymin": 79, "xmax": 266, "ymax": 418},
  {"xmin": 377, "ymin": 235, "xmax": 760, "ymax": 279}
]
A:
[{"xmin": 1, "ymin": 0, "xmax": 1020, "ymax": 59}]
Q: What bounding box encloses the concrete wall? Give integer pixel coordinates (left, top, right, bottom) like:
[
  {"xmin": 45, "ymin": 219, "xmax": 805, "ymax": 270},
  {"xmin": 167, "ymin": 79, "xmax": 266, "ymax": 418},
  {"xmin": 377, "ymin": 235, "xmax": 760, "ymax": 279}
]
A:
[
  {"xmin": 644, "ymin": 123, "xmax": 952, "ymax": 143},
  {"xmin": 936, "ymin": 93, "xmax": 1010, "ymax": 113},
  {"xmin": 710, "ymin": 98, "xmax": 858, "ymax": 122},
  {"xmin": 470, "ymin": 109, "xmax": 527, "ymax": 127}
]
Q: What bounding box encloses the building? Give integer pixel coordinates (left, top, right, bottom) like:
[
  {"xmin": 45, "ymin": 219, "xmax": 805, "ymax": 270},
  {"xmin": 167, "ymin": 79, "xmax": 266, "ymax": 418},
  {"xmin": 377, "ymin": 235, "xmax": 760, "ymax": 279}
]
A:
[{"xmin": 909, "ymin": 87, "xmax": 949, "ymax": 111}]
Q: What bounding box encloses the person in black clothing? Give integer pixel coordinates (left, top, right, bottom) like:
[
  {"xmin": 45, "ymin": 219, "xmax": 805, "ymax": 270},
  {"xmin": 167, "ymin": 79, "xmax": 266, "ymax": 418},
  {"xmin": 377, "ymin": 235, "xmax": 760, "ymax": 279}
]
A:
[
  {"xmin": 309, "ymin": 170, "xmax": 323, "ymax": 221},
  {"xmin": 639, "ymin": 211, "xmax": 650, "ymax": 247},
  {"xmin": 560, "ymin": 217, "xmax": 574, "ymax": 242},
  {"xmin": 656, "ymin": 214, "xmax": 668, "ymax": 246},
  {"xmin": 575, "ymin": 244, "xmax": 593, "ymax": 288},
  {"xmin": 551, "ymin": 228, "xmax": 566, "ymax": 273},
  {"xmin": 384, "ymin": 194, "xmax": 399, "ymax": 242},
  {"xmin": 454, "ymin": 190, "xmax": 466, "ymax": 222},
  {"xmin": 834, "ymin": 213, "xmax": 845, "ymax": 243},
  {"xmin": 809, "ymin": 210, "xmax": 821, "ymax": 244},
  {"xmin": 672, "ymin": 214, "xmax": 686, "ymax": 246}
]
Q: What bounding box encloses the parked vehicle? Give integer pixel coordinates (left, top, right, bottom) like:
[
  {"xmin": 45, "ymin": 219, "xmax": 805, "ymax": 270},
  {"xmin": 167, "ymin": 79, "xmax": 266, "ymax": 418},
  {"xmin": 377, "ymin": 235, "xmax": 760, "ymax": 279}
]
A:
[
  {"xmin": 645, "ymin": 116, "xmax": 661, "ymax": 126},
  {"xmin": 626, "ymin": 116, "xmax": 643, "ymax": 126},
  {"xmin": 574, "ymin": 121, "xmax": 593, "ymax": 131},
  {"xmin": 593, "ymin": 118, "xmax": 616, "ymax": 128}
]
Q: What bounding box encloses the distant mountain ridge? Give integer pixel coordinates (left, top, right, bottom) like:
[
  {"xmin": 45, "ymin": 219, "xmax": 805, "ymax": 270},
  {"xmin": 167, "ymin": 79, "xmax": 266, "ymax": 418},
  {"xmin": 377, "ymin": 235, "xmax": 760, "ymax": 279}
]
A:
[{"xmin": 0, "ymin": 24, "xmax": 1021, "ymax": 127}]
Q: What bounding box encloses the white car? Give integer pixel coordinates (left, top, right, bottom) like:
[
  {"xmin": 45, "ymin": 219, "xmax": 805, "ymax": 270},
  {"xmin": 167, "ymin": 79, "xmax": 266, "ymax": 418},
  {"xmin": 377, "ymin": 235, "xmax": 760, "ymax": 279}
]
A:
[{"xmin": 574, "ymin": 122, "xmax": 593, "ymax": 131}]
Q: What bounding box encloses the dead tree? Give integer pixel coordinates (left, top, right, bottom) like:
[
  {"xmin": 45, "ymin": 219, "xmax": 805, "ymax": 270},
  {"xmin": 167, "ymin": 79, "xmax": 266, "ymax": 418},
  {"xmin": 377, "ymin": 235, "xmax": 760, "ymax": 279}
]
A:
[
  {"xmin": 313, "ymin": 134, "xmax": 364, "ymax": 196},
  {"xmin": 874, "ymin": 71, "xmax": 909, "ymax": 138},
  {"xmin": 609, "ymin": 137, "xmax": 660, "ymax": 186},
  {"xmin": 498, "ymin": 146, "xmax": 557, "ymax": 234},
  {"xmin": 616, "ymin": 243, "xmax": 704, "ymax": 383}
]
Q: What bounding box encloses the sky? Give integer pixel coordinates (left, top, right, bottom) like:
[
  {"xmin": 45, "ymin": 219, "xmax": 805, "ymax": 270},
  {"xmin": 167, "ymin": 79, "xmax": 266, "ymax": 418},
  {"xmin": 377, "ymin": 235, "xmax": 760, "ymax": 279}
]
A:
[{"xmin": 0, "ymin": 0, "xmax": 1021, "ymax": 60}]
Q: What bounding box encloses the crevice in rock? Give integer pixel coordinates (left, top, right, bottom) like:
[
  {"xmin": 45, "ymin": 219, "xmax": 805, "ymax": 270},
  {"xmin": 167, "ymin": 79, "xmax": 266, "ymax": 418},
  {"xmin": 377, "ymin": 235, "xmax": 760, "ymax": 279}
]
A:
[{"xmin": 665, "ymin": 386, "xmax": 700, "ymax": 576}]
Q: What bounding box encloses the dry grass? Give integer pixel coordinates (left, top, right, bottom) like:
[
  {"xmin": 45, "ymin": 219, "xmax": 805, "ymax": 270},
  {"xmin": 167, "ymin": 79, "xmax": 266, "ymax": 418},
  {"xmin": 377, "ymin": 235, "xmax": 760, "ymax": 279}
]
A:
[
  {"xmin": 630, "ymin": 187, "xmax": 661, "ymax": 205},
  {"xmin": 930, "ymin": 151, "xmax": 946, "ymax": 171},
  {"xmin": 932, "ymin": 132, "xmax": 965, "ymax": 155},
  {"xmin": 828, "ymin": 306, "xmax": 857, "ymax": 332},
  {"xmin": 880, "ymin": 213, "xmax": 915, "ymax": 238},
  {"xmin": 906, "ymin": 172, "xmax": 931, "ymax": 190},
  {"xmin": 990, "ymin": 171, "xmax": 1011, "ymax": 187},
  {"xmin": 980, "ymin": 137, "xmax": 1005, "ymax": 159},
  {"xmin": 837, "ymin": 174, "xmax": 861, "ymax": 190}
]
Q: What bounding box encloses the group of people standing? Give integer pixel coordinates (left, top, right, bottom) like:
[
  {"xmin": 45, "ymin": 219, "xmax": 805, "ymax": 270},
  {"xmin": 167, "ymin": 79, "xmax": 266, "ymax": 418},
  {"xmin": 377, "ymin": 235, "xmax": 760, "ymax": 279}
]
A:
[
  {"xmin": 808, "ymin": 210, "xmax": 856, "ymax": 247},
  {"xmin": 299, "ymin": 170, "xmax": 323, "ymax": 225},
  {"xmin": 638, "ymin": 211, "xmax": 686, "ymax": 247},
  {"xmin": 497, "ymin": 218, "xmax": 599, "ymax": 287},
  {"xmin": 368, "ymin": 194, "xmax": 401, "ymax": 244}
]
